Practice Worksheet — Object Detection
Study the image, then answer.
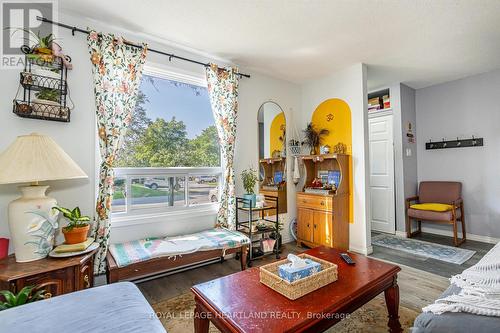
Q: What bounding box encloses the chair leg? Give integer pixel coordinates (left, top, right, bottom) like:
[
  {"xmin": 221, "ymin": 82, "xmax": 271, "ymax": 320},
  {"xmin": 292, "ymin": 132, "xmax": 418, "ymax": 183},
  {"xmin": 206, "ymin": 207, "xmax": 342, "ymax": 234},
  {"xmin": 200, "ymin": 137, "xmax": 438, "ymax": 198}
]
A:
[
  {"xmin": 453, "ymin": 220, "xmax": 459, "ymax": 246},
  {"xmin": 406, "ymin": 214, "xmax": 412, "ymax": 238},
  {"xmin": 417, "ymin": 220, "xmax": 422, "ymax": 234},
  {"xmin": 460, "ymin": 203, "xmax": 467, "ymax": 242}
]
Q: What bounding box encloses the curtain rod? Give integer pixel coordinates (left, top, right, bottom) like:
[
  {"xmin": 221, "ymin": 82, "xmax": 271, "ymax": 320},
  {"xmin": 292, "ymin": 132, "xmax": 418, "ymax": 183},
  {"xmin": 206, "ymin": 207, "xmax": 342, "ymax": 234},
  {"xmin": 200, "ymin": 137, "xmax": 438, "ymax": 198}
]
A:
[{"xmin": 36, "ymin": 16, "xmax": 251, "ymax": 78}]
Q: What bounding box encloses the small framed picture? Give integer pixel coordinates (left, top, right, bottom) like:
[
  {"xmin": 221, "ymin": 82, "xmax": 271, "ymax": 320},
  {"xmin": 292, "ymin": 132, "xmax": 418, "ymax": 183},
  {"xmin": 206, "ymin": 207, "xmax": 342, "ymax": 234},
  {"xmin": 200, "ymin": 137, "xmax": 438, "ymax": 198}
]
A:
[
  {"xmin": 328, "ymin": 170, "xmax": 341, "ymax": 187},
  {"xmin": 318, "ymin": 170, "xmax": 329, "ymax": 184},
  {"xmin": 274, "ymin": 171, "xmax": 283, "ymax": 184}
]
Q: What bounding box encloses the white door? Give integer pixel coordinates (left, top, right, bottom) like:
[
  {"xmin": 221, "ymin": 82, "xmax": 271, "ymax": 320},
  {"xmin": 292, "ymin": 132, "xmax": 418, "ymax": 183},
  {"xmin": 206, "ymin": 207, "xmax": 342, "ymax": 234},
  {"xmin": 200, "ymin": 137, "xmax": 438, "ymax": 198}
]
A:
[{"xmin": 369, "ymin": 114, "xmax": 395, "ymax": 234}]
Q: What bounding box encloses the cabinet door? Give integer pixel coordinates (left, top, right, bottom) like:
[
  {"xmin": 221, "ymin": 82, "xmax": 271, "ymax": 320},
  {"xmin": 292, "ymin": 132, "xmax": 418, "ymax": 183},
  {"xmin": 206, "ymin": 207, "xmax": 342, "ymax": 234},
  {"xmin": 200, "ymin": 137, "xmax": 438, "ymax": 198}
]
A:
[
  {"xmin": 297, "ymin": 208, "xmax": 313, "ymax": 243},
  {"xmin": 78, "ymin": 262, "xmax": 93, "ymax": 290},
  {"xmin": 313, "ymin": 210, "xmax": 333, "ymax": 247}
]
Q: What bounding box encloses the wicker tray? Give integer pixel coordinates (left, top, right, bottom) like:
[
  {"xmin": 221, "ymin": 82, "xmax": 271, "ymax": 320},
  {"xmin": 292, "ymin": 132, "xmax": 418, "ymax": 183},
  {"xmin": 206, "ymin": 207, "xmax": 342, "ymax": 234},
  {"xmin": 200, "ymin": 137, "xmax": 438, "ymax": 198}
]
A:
[{"xmin": 259, "ymin": 254, "xmax": 338, "ymax": 300}]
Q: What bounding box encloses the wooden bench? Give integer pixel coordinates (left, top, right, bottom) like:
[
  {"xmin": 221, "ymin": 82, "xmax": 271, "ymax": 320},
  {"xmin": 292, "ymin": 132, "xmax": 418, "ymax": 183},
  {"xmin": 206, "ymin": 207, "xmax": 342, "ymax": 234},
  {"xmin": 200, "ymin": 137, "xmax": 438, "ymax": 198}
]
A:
[{"xmin": 106, "ymin": 245, "xmax": 248, "ymax": 283}]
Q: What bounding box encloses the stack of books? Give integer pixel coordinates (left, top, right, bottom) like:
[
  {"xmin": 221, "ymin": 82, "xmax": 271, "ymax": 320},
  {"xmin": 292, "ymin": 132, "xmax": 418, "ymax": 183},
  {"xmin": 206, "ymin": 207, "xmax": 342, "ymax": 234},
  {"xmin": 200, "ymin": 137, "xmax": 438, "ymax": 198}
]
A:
[
  {"xmin": 368, "ymin": 97, "xmax": 381, "ymax": 112},
  {"xmin": 53, "ymin": 238, "xmax": 94, "ymax": 253},
  {"xmin": 382, "ymin": 95, "xmax": 391, "ymax": 109}
]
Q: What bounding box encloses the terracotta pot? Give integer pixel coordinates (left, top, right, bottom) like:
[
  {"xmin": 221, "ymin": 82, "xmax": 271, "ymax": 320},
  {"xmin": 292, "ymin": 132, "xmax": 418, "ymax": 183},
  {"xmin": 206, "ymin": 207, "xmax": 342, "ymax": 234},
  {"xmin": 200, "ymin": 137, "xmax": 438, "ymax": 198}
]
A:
[{"xmin": 62, "ymin": 225, "xmax": 90, "ymax": 245}]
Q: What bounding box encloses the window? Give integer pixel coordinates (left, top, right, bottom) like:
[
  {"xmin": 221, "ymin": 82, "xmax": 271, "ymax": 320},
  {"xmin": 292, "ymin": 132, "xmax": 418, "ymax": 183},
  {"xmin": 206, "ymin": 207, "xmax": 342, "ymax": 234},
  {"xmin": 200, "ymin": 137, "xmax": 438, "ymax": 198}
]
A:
[{"xmin": 112, "ymin": 69, "xmax": 221, "ymax": 217}]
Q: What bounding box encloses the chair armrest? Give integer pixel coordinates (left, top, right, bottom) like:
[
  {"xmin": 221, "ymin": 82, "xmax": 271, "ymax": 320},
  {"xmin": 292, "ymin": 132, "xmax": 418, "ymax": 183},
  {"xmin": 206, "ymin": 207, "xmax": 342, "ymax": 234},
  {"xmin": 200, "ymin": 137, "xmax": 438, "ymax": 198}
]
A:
[
  {"xmin": 452, "ymin": 198, "xmax": 463, "ymax": 208},
  {"xmin": 406, "ymin": 196, "xmax": 419, "ymax": 209}
]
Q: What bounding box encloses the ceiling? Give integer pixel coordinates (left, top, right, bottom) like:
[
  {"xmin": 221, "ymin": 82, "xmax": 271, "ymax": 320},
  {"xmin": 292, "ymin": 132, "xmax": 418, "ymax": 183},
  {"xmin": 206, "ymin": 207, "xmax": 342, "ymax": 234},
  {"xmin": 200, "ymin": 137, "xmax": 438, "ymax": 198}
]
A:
[{"xmin": 58, "ymin": 0, "xmax": 500, "ymax": 89}]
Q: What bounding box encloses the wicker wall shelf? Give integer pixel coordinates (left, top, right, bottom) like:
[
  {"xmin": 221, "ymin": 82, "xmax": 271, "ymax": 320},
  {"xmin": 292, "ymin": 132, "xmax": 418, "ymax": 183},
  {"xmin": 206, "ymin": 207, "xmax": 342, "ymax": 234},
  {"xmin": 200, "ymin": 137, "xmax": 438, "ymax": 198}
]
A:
[
  {"xmin": 13, "ymin": 100, "xmax": 70, "ymax": 122},
  {"xmin": 20, "ymin": 72, "xmax": 67, "ymax": 93},
  {"xmin": 13, "ymin": 49, "xmax": 71, "ymax": 123}
]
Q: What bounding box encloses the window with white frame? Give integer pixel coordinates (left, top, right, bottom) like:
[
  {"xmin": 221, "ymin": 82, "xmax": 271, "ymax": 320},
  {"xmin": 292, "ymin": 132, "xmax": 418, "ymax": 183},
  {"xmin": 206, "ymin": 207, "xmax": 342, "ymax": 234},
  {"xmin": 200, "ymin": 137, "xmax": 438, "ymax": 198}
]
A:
[{"xmin": 112, "ymin": 67, "xmax": 221, "ymax": 217}]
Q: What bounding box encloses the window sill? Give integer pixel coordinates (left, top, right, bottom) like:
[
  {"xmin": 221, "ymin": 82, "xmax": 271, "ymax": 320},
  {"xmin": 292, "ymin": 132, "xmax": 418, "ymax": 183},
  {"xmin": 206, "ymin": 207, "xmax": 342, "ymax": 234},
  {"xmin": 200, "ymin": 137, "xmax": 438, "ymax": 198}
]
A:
[{"xmin": 111, "ymin": 205, "xmax": 218, "ymax": 228}]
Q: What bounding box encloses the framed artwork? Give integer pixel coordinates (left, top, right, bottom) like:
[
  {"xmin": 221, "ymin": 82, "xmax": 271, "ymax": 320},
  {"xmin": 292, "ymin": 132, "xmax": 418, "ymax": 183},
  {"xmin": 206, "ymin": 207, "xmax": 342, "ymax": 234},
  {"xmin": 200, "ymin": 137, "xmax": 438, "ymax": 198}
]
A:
[
  {"xmin": 328, "ymin": 170, "xmax": 341, "ymax": 187},
  {"xmin": 274, "ymin": 171, "xmax": 283, "ymax": 184}
]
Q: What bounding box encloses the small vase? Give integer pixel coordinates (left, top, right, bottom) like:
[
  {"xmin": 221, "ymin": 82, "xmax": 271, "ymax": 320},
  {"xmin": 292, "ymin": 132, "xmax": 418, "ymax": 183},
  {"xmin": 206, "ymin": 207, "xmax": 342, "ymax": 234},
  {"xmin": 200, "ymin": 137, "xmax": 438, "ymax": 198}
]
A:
[
  {"xmin": 309, "ymin": 147, "xmax": 317, "ymax": 155},
  {"xmin": 243, "ymin": 193, "xmax": 256, "ymax": 208}
]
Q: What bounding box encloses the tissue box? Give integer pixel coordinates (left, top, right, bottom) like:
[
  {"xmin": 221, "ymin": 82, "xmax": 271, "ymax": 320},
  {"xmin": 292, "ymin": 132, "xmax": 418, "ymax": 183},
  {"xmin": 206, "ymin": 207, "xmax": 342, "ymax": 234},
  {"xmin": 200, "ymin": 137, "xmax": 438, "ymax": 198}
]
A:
[{"xmin": 278, "ymin": 259, "xmax": 322, "ymax": 282}]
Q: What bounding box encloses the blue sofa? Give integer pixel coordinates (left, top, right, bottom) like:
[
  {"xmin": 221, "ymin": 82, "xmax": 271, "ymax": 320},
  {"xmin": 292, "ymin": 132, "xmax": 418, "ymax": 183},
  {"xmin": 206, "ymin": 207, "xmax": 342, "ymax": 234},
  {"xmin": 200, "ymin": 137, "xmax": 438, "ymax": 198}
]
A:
[{"xmin": 0, "ymin": 282, "xmax": 166, "ymax": 333}]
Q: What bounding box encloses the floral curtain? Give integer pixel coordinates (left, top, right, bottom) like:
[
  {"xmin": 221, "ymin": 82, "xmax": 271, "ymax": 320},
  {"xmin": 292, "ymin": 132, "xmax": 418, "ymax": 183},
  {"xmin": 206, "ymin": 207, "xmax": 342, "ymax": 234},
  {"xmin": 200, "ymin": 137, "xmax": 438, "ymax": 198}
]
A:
[
  {"xmin": 88, "ymin": 31, "xmax": 147, "ymax": 274},
  {"xmin": 205, "ymin": 64, "xmax": 239, "ymax": 229}
]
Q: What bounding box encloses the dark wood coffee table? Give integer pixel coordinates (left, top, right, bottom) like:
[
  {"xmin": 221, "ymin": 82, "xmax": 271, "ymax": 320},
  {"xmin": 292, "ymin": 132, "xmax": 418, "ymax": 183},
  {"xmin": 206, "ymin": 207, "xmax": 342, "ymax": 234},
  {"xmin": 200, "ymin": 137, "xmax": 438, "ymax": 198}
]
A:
[{"xmin": 191, "ymin": 246, "xmax": 402, "ymax": 333}]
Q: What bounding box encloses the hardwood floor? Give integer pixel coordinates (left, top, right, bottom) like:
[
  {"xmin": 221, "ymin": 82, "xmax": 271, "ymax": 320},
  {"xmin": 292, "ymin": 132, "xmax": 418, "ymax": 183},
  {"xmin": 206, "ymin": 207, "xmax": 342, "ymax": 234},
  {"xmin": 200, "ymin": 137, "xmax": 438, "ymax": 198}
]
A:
[
  {"xmin": 136, "ymin": 243, "xmax": 301, "ymax": 304},
  {"xmin": 369, "ymin": 231, "xmax": 494, "ymax": 278},
  {"xmin": 94, "ymin": 233, "xmax": 491, "ymax": 306}
]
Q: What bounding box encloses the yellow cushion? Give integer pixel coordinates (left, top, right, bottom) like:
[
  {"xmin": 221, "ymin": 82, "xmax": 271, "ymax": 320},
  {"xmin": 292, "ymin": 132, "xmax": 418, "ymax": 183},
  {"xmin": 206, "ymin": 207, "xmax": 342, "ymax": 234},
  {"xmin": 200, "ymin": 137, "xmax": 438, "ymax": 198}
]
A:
[{"xmin": 410, "ymin": 203, "xmax": 453, "ymax": 212}]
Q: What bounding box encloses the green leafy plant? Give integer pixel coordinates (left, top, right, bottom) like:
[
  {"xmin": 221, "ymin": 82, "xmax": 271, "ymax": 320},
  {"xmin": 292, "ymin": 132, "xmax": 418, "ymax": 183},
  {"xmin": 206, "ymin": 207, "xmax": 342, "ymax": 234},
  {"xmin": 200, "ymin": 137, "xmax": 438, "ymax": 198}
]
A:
[
  {"xmin": 301, "ymin": 122, "xmax": 329, "ymax": 153},
  {"xmin": 0, "ymin": 286, "xmax": 45, "ymax": 311},
  {"xmin": 241, "ymin": 168, "xmax": 258, "ymax": 194},
  {"xmin": 52, "ymin": 206, "xmax": 90, "ymax": 231},
  {"xmin": 35, "ymin": 88, "xmax": 60, "ymax": 103}
]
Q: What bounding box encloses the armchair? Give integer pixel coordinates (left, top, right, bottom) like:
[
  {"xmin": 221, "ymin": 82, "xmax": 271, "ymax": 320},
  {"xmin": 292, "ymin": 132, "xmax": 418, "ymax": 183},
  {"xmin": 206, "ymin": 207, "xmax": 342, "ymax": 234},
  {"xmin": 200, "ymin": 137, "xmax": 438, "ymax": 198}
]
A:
[{"xmin": 406, "ymin": 181, "xmax": 466, "ymax": 246}]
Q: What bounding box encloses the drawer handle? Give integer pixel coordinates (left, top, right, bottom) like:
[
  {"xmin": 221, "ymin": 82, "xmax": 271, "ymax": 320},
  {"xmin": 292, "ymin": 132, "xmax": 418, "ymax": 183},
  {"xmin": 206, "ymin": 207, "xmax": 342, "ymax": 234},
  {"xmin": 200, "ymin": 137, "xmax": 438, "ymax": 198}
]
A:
[
  {"xmin": 307, "ymin": 223, "xmax": 310, "ymax": 228},
  {"xmin": 314, "ymin": 224, "xmax": 317, "ymax": 229},
  {"xmin": 320, "ymin": 201, "xmax": 325, "ymax": 206},
  {"xmin": 134, "ymin": 268, "xmax": 140, "ymax": 272},
  {"xmin": 83, "ymin": 274, "xmax": 90, "ymax": 288}
]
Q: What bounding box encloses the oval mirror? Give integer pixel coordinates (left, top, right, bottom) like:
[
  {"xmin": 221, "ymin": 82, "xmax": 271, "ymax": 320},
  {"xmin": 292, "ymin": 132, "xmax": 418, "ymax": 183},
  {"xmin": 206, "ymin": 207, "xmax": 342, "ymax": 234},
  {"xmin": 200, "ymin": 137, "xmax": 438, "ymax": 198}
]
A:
[{"xmin": 257, "ymin": 101, "xmax": 287, "ymax": 214}]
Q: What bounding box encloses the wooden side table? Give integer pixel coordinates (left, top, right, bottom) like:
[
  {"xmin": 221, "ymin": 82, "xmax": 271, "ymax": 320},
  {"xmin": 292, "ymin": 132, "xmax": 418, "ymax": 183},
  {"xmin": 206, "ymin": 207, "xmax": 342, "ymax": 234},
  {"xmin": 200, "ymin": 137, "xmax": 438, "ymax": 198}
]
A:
[{"xmin": 0, "ymin": 249, "xmax": 97, "ymax": 298}]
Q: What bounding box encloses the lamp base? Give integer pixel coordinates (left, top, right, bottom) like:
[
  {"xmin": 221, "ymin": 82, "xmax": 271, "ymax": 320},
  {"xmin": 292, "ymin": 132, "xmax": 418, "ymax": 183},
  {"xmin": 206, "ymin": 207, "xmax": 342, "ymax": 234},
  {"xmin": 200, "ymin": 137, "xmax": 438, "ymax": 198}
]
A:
[{"xmin": 8, "ymin": 185, "xmax": 58, "ymax": 262}]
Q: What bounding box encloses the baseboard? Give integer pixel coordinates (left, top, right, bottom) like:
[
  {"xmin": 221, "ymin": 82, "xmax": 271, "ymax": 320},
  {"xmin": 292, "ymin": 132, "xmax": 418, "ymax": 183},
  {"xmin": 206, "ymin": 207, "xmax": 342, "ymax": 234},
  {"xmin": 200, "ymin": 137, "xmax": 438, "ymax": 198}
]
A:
[
  {"xmin": 420, "ymin": 226, "xmax": 499, "ymax": 244},
  {"xmin": 349, "ymin": 244, "xmax": 373, "ymax": 255},
  {"xmin": 395, "ymin": 231, "xmax": 407, "ymax": 238}
]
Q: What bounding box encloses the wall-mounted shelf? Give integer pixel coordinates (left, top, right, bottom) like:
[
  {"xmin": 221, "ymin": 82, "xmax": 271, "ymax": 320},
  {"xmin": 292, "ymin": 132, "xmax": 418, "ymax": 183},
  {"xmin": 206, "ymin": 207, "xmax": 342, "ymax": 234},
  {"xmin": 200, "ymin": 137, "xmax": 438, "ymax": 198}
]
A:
[{"xmin": 426, "ymin": 137, "xmax": 484, "ymax": 150}]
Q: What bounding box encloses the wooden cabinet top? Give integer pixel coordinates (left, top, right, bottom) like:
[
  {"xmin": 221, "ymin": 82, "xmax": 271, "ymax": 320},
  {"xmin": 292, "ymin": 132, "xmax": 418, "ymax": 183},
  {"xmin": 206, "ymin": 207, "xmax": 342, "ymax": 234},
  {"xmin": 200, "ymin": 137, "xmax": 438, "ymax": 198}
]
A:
[{"xmin": 0, "ymin": 250, "xmax": 97, "ymax": 282}]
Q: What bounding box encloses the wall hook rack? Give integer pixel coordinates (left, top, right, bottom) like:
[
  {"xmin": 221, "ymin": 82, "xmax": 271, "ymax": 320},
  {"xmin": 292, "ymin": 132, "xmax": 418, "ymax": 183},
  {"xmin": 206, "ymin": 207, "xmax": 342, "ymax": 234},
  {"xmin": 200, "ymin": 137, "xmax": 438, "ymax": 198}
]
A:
[{"xmin": 426, "ymin": 136, "xmax": 484, "ymax": 150}]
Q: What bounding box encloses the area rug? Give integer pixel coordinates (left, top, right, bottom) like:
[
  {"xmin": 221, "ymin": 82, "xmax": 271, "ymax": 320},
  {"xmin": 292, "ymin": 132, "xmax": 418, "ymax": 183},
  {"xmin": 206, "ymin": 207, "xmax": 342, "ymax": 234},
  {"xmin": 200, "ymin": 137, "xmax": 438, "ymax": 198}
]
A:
[
  {"xmin": 151, "ymin": 291, "xmax": 419, "ymax": 333},
  {"xmin": 372, "ymin": 234, "xmax": 475, "ymax": 264}
]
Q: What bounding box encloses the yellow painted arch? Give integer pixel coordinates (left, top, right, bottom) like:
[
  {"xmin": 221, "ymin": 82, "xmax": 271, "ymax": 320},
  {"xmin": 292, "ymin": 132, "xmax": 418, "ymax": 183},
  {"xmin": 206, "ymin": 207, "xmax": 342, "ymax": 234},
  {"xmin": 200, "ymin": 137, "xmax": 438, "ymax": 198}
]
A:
[{"xmin": 312, "ymin": 98, "xmax": 353, "ymax": 223}]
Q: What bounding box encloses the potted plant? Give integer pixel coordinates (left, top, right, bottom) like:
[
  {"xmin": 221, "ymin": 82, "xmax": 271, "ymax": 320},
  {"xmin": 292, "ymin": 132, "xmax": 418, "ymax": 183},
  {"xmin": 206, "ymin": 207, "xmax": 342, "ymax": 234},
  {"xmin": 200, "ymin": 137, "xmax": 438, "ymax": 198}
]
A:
[
  {"xmin": 0, "ymin": 286, "xmax": 45, "ymax": 311},
  {"xmin": 34, "ymin": 88, "xmax": 60, "ymax": 105},
  {"xmin": 301, "ymin": 122, "xmax": 329, "ymax": 155},
  {"xmin": 241, "ymin": 168, "xmax": 258, "ymax": 208},
  {"xmin": 52, "ymin": 206, "xmax": 91, "ymax": 245}
]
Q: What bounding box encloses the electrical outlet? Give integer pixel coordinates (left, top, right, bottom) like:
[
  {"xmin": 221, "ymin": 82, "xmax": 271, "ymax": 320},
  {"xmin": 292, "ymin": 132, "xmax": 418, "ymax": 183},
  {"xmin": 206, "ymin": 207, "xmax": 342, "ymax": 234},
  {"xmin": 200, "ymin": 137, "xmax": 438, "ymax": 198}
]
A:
[{"xmin": 406, "ymin": 148, "xmax": 412, "ymax": 157}]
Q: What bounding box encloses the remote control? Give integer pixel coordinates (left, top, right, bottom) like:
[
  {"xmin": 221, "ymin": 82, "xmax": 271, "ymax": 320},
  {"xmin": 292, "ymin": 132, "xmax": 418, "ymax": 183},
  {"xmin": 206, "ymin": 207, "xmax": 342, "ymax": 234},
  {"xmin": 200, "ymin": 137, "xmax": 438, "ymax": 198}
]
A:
[{"xmin": 340, "ymin": 253, "xmax": 355, "ymax": 265}]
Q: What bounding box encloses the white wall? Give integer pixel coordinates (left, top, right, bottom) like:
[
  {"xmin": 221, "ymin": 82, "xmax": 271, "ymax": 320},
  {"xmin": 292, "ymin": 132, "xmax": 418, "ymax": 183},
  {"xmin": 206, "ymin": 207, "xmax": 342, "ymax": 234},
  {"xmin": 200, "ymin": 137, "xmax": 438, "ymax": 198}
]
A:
[
  {"xmin": 0, "ymin": 11, "xmax": 303, "ymax": 249},
  {"xmin": 297, "ymin": 63, "xmax": 371, "ymax": 254},
  {"xmin": 416, "ymin": 69, "xmax": 500, "ymax": 239},
  {"xmin": 237, "ymin": 73, "xmax": 301, "ymax": 244}
]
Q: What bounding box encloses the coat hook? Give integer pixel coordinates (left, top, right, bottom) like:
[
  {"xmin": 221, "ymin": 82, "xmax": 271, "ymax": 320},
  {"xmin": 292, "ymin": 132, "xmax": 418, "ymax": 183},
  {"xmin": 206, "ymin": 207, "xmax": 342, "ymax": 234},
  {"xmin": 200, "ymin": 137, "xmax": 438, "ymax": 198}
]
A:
[
  {"xmin": 168, "ymin": 55, "xmax": 173, "ymax": 62},
  {"xmin": 72, "ymin": 27, "xmax": 77, "ymax": 36}
]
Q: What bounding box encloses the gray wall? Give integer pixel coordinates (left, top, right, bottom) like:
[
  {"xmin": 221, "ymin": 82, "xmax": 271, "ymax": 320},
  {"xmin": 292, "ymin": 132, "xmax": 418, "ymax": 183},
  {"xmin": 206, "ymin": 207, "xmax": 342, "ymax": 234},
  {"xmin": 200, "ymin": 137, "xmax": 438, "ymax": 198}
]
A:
[{"xmin": 416, "ymin": 69, "xmax": 500, "ymax": 238}]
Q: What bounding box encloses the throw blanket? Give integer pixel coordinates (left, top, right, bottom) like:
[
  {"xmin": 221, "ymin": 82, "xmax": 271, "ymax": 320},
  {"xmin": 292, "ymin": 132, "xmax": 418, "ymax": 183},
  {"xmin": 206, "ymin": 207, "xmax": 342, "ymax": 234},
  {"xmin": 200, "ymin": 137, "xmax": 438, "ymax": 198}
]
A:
[
  {"xmin": 109, "ymin": 228, "xmax": 249, "ymax": 268},
  {"xmin": 423, "ymin": 242, "xmax": 500, "ymax": 316}
]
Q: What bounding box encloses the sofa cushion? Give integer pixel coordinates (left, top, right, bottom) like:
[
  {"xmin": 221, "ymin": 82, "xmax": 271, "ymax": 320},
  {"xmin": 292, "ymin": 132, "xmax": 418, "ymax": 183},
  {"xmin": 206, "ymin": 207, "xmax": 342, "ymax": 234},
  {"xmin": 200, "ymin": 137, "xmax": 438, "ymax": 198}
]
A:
[
  {"xmin": 413, "ymin": 284, "xmax": 500, "ymax": 333},
  {"xmin": 410, "ymin": 203, "xmax": 454, "ymax": 212},
  {"xmin": 0, "ymin": 282, "xmax": 166, "ymax": 333},
  {"xmin": 408, "ymin": 208, "xmax": 453, "ymax": 221}
]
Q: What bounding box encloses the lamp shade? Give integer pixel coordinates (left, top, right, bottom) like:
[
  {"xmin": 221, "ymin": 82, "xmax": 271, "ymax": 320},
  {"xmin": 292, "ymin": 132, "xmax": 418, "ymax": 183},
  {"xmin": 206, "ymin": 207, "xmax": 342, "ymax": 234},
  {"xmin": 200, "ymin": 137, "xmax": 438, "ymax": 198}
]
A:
[{"xmin": 0, "ymin": 133, "xmax": 88, "ymax": 184}]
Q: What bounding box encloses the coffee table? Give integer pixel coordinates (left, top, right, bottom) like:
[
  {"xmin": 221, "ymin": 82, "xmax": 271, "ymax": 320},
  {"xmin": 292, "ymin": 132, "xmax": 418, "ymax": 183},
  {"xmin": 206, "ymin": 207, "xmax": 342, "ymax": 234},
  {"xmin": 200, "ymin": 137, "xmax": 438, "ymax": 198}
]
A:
[{"xmin": 191, "ymin": 246, "xmax": 402, "ymax": 333}]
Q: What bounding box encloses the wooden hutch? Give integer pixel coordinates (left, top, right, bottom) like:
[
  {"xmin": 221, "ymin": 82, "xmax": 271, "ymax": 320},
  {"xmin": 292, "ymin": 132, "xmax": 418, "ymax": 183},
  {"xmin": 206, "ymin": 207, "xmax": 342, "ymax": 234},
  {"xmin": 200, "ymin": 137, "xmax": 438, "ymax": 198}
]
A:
[
  {"xmin": 296, "ymin": 154, "xmax": 350, "ymax": 250},
  {"xmin": 259, "ymin": 157, "xmax": 287, "ymax": 214}
]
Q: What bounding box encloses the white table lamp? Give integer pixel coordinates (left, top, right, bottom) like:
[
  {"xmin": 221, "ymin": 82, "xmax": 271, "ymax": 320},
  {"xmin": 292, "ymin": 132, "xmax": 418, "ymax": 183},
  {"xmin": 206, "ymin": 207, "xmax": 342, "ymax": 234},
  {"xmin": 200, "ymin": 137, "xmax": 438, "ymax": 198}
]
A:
[{"xmin": 0, "ymin": 133, "xmax": 88, "ymax": 262}]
